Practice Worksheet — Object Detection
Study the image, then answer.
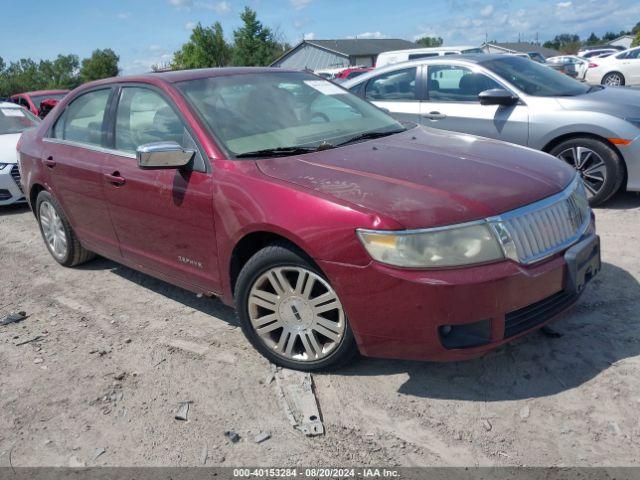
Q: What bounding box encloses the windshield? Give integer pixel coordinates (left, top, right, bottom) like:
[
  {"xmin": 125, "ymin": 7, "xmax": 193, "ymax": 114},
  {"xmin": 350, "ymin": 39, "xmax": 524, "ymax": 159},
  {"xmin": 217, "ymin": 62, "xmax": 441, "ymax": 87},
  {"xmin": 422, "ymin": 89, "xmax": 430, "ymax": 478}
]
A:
[
  {"xmin": 30, "ymin": 93, "xmax": 67, "ymax": 110},
  {"xmin": 0, "ymin": 106, "xmax": 39, "ymax": 134},
  {"xmin": 481, "ymin": 56, "xmax": 590, "ymax": 97},
  {"xmin": 176, "ymin": 71, "xmax": 404, "ymax": 157}
]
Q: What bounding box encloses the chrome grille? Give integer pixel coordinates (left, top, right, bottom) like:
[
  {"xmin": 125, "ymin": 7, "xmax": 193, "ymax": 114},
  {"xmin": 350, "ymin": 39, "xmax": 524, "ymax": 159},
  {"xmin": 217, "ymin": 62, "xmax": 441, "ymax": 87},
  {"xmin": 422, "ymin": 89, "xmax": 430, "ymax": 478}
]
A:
[
  {"xmin": 490, "ymin": 177, "xmax": 591, "ymax": 265},
  {"xmin": 10, "ymin": 165, "xmax": 23, "ymax": 193}
]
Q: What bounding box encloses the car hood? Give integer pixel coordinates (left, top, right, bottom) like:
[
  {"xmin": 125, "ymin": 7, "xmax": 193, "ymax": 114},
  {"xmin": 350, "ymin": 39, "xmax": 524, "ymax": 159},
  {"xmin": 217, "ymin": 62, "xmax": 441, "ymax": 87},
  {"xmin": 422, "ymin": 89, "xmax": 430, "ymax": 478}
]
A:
[
  {"xmin": 556, "ymin": 86, "xmax": 640, "ymax": 117},
  {"xmin": 256, "ymin": 126, "xmax": 575, "ymax": 229},
  {"xmin": 0, "ymin": 133, "xmax": 21, "ymax": 163}
]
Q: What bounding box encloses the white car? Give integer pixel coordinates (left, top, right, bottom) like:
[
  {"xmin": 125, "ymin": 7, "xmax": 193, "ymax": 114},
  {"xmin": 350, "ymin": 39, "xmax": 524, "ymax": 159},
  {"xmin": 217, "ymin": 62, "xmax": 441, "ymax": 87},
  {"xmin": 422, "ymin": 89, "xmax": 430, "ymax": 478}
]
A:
[
  {"xmin": 0, "ymin": 102, "xmax": 40, "ymax": 205},
  {"xmin": 585, "ymin": 46, "xmax": 640, "ymax": 86},
  {"xmin": 547, "ymin": 55, "xmax": 590, "ymax": 80},
  {"xmin": 375, "ymin": 46, "xmax": 483, "ymax": 68}
]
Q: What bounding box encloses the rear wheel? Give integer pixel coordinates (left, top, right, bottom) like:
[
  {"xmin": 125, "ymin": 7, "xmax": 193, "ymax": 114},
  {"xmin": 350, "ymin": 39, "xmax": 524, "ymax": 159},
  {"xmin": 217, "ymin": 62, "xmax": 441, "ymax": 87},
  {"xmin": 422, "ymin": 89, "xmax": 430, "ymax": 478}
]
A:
[
  {"xmin": 235, "ymin": 244, "xmax": 358, "ymax": 371},
  {"xmin": 601, "ymin": 72, "xmax": 625, "ymax": 86},
  {"xmin": 36, "ymin": 190, "xmax": 95, "ymax": 267},
  {"xmin": 550, "ymin": 137, "xmax": 624, "ymax": 206}
]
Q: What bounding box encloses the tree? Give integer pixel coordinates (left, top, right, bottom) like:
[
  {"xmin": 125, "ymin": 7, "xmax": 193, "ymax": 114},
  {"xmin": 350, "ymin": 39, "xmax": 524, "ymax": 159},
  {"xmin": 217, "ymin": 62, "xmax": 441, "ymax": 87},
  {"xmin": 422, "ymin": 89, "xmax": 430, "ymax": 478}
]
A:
[
  {"xmin": 633, "ymin": 30, "xmax": 640, "ymax": 48},
  {"xmin": 231, "ymin": 7, "xmax": 279, "ymax": 66},
  {"xmin": 173, "ymin": 22, "xmax": 231, "ymax": 69},
  {"xmin": 415, "ymin": 36, "xmax": 443, "ymax": 48},
  {"xmin": 632, "ymin": 21, "xmax": 640, "ymax": 35},
  {"xmin": 80, "ymin": 49, "xmax": 119, "ymax": 83},
  {"xmin": 585, "ymin": 32, "xmax": 600, "ymax": 45},
  {"xmin": 39, "ymin": 54, "xmax": 81, "ymax": 89},
  {"xmin": 543, "ymin": 33, "xmax": 580, "ymax": 53}
]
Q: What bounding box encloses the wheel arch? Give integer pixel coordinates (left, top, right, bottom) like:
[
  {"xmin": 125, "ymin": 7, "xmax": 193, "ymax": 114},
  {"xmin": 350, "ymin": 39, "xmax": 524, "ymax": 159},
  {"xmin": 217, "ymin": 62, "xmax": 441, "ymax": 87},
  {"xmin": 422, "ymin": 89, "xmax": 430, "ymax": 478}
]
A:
[
  {"xmin": 228, "ymin": 230, "xmax": 321, "ymax": 298},
  {"xmin": 542, "ymin": 132, "xmax": 628, "ymax": 187},
  {"xmin": 29, "ymin": 183, "xmax": 47, "ymax": 217}
]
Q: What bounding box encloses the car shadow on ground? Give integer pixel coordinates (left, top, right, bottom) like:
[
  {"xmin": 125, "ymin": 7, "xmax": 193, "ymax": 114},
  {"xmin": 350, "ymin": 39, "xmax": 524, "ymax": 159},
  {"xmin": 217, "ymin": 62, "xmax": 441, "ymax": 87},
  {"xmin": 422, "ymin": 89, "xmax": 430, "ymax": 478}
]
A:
[
  {"xmin": 599, "ymin": 191, "xmax": 640, "ymax": 210},
  {"xmin": 338, "ymin": 261, "xmax": 640, "ymax": 401},
  {"xmin": 0, "ymin": 203, "xmax": 31, "ymax": 215},
  {"xmin": 77, "ymin": 256, "xmax": 239, "ymax": 325}
]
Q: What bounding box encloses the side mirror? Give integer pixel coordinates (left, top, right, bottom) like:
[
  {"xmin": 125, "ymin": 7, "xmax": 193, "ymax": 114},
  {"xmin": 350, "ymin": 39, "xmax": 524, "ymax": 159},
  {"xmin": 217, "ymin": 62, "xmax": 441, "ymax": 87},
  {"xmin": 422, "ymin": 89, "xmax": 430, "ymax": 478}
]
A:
[
  {"xmin": 478, "ymin": 89, "xmax": 519, "ymax": 106},
  {"xmin": 136, "ymin": 141, "xmax": 194, "ymax": 169}
]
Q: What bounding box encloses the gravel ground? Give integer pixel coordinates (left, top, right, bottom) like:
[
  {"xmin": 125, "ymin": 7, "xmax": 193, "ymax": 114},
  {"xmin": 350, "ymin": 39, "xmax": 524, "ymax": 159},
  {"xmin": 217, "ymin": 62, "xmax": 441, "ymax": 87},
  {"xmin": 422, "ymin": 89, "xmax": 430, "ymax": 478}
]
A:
[{"xmin": 1, "ymin": 193, "xmax": 640, "ymax": 467}]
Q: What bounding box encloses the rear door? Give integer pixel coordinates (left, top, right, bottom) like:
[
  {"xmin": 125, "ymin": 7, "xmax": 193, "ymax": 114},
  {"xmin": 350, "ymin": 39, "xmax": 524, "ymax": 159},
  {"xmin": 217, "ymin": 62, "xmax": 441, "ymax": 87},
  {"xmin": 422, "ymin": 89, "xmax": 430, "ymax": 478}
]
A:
[
  {"xmin": 360, "ymin": 66, "xmax": 423, "ymax": 122},
  {"xmin": 420, "ymin": 63, "xmax": 529, "ymax": 146},
  {"xmin": 618, "ymin": 48, "xmax": 640, "ymax": 84},
  {"xmin": 101, "ymin": 84, "xmax": 220, "ymax": 293},
  {"xmin": 43, "ymin": 87, "xmax": 121, "ymax": 257}
]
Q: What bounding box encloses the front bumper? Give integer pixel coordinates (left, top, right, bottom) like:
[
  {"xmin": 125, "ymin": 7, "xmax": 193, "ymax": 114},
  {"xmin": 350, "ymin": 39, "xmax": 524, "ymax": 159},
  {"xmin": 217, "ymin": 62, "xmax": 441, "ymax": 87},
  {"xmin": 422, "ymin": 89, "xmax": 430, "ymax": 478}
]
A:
[
  {"xmin": 320, "ymin": 236, "xmax": 598, "ymax": 362},
  {"xmin": 618, "ymin": 137, "xmax": 640, "ymax": 192},
  {"xmin": 0, "ymin": 165, "xmax": 26, "ymax": 206}
]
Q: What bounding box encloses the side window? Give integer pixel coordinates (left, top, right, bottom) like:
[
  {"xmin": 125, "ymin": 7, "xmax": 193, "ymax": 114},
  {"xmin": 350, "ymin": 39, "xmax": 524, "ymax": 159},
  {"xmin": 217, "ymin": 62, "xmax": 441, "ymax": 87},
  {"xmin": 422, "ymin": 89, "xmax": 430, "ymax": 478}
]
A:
[
  {"xmin": 52, "ymin": 89, "xmax": 110, "ymax": 146},
  {"xmin": 627, "ymin": 49, "xmax": 640, "ymax": 60},
  {"xmin": 364, "ymin": 68, "xmax": 417, "ymax": 101},
  {"xmin": 427, "ymin": 65, "xmax": 501, "ymax": 102},
  {"xmin": 115, "ymin": 87, "xmax": 187, "ymax": 154},
  {"xmin": 19, "ymin": 98, "xmax": 30, "ymax": 109}
]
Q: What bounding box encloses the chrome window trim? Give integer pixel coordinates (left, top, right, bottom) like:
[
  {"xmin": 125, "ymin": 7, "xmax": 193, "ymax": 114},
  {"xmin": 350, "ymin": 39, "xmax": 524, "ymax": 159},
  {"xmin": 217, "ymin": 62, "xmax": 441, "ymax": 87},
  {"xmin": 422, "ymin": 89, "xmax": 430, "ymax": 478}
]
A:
[
  {"xmin": 357, "ymin": 174, "xmax": 590, "ymax": 267},
  {"xmin": 42, "ymin": 138, "xmax": 136, "ymax": 159}
]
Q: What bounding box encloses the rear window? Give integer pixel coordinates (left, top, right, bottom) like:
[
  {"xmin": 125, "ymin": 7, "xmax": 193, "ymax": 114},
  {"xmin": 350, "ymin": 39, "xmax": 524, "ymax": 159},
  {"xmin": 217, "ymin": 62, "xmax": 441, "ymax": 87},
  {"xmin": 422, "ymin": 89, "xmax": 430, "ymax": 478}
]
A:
[{"xmin": 0, "ymin": 106, "xmax": 39, "ymax": 135}]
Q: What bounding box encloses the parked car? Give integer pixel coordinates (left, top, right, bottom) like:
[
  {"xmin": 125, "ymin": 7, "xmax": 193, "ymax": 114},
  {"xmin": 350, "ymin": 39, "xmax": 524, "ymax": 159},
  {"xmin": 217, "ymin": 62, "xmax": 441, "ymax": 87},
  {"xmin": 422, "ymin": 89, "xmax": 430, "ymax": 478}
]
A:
[
  {"xmin": 585, "ymin": 46, "xmax": 640, "ymax": 86},
  {"xmin": 579, "ymin": 49, "xmax": 619, "ymax": 59},
  {"xmin": 376, "ymin": 46, "xmax": 483, "ymax": 68},
  {"xmin": 18, "ymin": 68, "xmax": 599, "ymax": 370},
  {"xmin": 344, "ymin": 54, "xmax": 640, "ymax": 205},
  {"xmin": 0, "ymin": 102, "xmax": 39, "ymax": 205},
  {"xmin": 313, "ymin": 67, "xmax": 346, "ymax": 80},
  {"xmin": 10, "ymin": 90, "xmax": 69, "ymax": 118},
  {"xmin": 334, "ymin": 67, "xmax": 373, "ymax": 80},
  {"xmin": 577, "ymin": 45, "xmax": 626, "ymax": 57},
  {"xmin": 547, "ymin": 55, "xmax": 589, "ymax": 80}
]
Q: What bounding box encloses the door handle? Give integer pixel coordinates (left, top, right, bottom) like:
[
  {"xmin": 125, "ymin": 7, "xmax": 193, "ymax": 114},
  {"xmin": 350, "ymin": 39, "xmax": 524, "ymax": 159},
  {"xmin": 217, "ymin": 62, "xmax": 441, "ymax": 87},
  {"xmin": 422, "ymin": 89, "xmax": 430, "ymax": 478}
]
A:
[
  {"xmin": 43, "ymin": 156, "xmax": 56, "ymax": 168},
  {"xmin": 423, "ymin": 111, "xmax": 447, "ymax": 120},
  {"xmin": 104, "ymin": 172, "xmax": 126, "ymax": 186}
]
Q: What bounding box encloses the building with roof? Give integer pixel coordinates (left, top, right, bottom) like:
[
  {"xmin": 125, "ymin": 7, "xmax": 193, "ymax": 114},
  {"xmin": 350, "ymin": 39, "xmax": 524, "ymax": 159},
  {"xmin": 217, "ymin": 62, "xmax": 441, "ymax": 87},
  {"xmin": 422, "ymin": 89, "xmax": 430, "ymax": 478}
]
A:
[
  {"xmin": 607, "ymin": 35, "xmax": 634, "ymax": 50},
  {"xmin": 270, "ymin": 38, "xmax": 418, "ymax": 70},
  {"xmin": 482, "ymin": 42, "xmax": 560, "ymax": 58}
]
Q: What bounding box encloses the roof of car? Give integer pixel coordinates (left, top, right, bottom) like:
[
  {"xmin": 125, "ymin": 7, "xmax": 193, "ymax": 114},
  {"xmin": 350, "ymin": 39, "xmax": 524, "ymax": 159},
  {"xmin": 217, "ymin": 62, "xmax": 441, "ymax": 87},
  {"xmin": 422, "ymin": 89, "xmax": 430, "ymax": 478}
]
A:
[{"xmin": 12, "ymin": 89, "xmax": 69, "ymax": 97}]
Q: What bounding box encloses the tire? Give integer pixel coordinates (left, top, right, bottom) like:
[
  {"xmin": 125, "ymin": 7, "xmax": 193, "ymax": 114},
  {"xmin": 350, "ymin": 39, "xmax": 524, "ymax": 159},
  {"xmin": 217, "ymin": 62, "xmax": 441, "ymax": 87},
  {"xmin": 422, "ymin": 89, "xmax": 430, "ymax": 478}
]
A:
[
  {"xmin": 234, "ymin": 243, "xmax": 358, "ymax": 371},
  {"xmin": 36, "ymin": 190, "xmax": 95, "ymax": 267},
  {"xmin": 601, "ymin": 72, "xmax": 625, "ymax": 86},
  {"xmin": 550, "ymin": 137, "xmax": 624, "ymax": 206}
]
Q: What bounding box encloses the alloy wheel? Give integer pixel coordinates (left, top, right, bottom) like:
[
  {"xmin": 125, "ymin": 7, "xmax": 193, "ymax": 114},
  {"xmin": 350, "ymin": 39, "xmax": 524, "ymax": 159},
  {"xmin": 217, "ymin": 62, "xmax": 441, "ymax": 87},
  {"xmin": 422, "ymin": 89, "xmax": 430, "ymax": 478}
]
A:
[
  {"xmin": 603, "ymin": 73, "xmax": 622, "ymax": 86},
  {"xmin": 39, "ymin": 201, "xmax": 68, "ymax": 260},
  {"xmin": 248, "ymin": 266, "xmax": 346, "ymax": 362},
  {"xmin": 556, "ymin": 146, "xmax": 606, "ymax": 197}
]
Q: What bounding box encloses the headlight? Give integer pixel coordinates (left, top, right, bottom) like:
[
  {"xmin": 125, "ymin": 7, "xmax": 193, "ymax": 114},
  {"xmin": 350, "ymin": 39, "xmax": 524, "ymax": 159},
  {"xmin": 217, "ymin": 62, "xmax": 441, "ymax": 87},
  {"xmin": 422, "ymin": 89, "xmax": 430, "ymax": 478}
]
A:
[
  {"xmin": 0, "ymin": 163, "xmax": 10, "ymax": 171},
  {"xmin": 357, "ymin": 222, "xmax": 504, "ymax": 268}
]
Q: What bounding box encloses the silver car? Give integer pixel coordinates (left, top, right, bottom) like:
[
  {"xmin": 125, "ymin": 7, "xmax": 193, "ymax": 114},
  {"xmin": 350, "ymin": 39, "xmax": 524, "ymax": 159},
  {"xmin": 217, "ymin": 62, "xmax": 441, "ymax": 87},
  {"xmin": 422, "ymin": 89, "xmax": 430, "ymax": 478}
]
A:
[{"xmin": 344, "ymin": 54, "xmax": 640, "ymax": 205}]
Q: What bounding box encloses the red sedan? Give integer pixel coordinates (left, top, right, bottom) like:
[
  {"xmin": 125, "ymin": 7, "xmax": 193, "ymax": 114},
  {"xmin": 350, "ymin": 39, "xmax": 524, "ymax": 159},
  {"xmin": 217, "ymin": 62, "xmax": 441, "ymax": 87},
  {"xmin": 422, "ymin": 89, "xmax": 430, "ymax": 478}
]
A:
[
  {"xmin": 17, "ymin": 68, "xmax": 600, "ymax": 370},
  {"xmin": 10, "ymin": 89, "xmax": 69, "ymax": 117}
]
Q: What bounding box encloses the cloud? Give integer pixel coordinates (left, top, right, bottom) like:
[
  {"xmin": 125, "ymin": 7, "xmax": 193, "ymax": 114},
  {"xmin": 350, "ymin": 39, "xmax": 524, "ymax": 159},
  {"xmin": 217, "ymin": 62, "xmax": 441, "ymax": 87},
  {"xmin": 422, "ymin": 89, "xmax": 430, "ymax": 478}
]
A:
[
  {"xmin": 197, "ymin": 1, "xmax": 231, "ymax": 13},
  {"xmin": 352, "ymin": 31, "xmax": 386, "ymax": 39},
  {"xmin": 303, "ymin": 32, "xmax": 315, "ymax": 40},
  {"xmin": 168, "ymin": 0, "xmax": 192, "ymax": 9},
  {"xmin": 291, "ymin": 0, "xmax": 312, "ymax": 10},
  {"xmin": 117, "ymin": 12, "xmax": 131, "ymax": 20},
  {"xmin": 184, "ymin": 21, "xmax": 197, "ymax": 30},
  {"xmin": 557, "ymin": 1, "xmax": 572, "ymax": 7},
  {"xmin": 480, "ymin": 4, "xmax": 494, "ymax": 17}
]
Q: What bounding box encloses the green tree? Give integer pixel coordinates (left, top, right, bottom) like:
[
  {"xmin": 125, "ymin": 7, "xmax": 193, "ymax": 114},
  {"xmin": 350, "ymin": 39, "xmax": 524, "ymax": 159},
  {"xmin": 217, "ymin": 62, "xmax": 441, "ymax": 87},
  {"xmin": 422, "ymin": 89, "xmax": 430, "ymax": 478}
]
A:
[
  {"xmin": 39, "ymin": 54, "xmax": 81, "ymax": 89},
  {"xmin": 80, "ymin": 49, "xmax": 119, "ymax": 83},
  {"xmin": 633, "ymin": 30, "xmax": 640, "ymax": 47},
  {"xmin": 415, "ymin": 36, "xmax": 443, "ymax": 47},
  {"xmin": 173, "ymin": 21, "xmax": 231, "ymax": 69},
  {"xmin": 585, "ymin": 32, "xmax": 600, "ymax": 44},
  {"xmin": 231, "ymin": 7, "xmax": 279, "ymax": 66},
  {"xmin": 543, "ymin": 33, "xmax": 580, "ymax": 52}
]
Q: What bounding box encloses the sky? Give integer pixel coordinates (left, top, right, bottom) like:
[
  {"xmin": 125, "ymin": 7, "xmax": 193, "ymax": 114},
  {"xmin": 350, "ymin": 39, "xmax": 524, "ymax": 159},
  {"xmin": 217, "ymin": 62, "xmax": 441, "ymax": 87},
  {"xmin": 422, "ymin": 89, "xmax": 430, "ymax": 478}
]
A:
[{"xmin": 1, "ymin": 0, "xmax": 639, "ymax": 75}]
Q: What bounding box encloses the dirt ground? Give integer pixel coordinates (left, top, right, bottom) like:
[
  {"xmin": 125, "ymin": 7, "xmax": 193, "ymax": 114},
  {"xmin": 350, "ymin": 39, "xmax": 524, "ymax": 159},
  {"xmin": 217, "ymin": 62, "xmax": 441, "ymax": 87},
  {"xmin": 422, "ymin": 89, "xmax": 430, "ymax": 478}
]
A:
[{"xmin": 1, "ymin": 193, "xmax": 640, "ymax": 468}]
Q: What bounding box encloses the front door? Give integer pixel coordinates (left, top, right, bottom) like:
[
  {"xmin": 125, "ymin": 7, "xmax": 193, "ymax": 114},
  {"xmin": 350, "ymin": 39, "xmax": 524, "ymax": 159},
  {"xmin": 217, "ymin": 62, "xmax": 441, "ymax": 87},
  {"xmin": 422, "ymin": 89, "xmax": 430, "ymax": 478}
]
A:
[
  {"xmin": 102, "ymin": 86, "xmax": 220, "ymax": 293},
  {"xmin": 421, "ymin": 64, "xmax": 529, "ymax": 146},
  {"xmin": 43, "ymin": 87, "xmax": 120, "ymax": 257},
  {"xmin": 362, "ymin": 66, "xmax": 422, "ymax": 122}
]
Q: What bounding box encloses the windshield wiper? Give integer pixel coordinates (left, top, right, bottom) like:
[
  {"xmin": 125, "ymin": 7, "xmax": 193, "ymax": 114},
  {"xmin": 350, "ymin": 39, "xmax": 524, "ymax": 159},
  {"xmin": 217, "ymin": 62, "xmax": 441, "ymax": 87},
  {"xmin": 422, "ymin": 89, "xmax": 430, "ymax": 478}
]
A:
[
  {"xmin": 335, "ymin": 129, "xmax": 406, "ymax": 147},
  {"xmin": 235, "ymin": 146, "xmax": 318, "ymax": 158}
]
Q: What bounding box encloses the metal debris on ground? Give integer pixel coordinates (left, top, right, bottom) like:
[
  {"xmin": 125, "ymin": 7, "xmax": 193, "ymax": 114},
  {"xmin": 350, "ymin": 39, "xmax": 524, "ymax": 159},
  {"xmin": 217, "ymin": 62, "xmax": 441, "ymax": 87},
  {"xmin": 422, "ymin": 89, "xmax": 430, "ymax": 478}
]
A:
[
  {"xmin": 273, "ymin": 366, "xmax": 324, "ymax": 436},
  {"xmin": 482, "ymin": 419, "xmax": 493, "ymax": 432},
  {"xmin": 15, "ymin": 335, "xmax": 45, "ymax": 346},
  {"xmin": 224, "ymin": 430, "xmax": 241, "ymax": 443},
  {"xmin": 1, "ymin": 311, "xmax": 27, "ymax": 326},
  {"xmin": 540, "ymin": 326, "xmax": 564, "ymax": 338},
  {"xmin": 254, "ymin": 432, "xmax": 271, "ymax": 444},
  {"xmin": 175, "ymin": 401, "xmax": 192, "ymax": 421},
  {"xmin": 93, "ymin": 448, "xmax": 106, "ymax": 461}
]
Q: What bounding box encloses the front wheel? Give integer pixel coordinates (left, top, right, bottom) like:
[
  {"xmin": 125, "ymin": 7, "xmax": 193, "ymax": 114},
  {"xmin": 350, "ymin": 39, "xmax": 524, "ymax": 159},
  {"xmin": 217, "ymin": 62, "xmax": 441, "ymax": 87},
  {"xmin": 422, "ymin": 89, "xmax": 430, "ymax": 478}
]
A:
[
  {"xmin": 550, "ymin": 137, "xmax": 624, "ymax": 206},
  {"xmin": 235, "ymin": 244, "xmax": 358, "ymax": 371},
  {"xmin": 601, "ymin": 72, "xmax": 625, "ymax": 86}
]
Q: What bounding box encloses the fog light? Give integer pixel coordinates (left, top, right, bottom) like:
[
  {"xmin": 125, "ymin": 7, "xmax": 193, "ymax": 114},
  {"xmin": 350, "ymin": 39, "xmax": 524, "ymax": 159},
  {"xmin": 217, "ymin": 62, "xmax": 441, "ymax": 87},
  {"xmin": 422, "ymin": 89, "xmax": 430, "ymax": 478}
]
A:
[
  {"xmin": 439, "ymin": 325, "xmax": 453, "ymax": 336},
  {"xmin": 439, "ymin": 319, "xmax": 492, "ymax": 349}
]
